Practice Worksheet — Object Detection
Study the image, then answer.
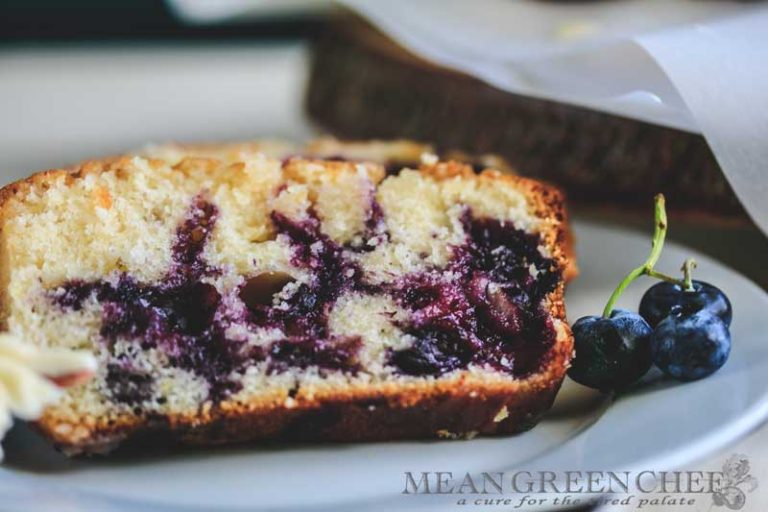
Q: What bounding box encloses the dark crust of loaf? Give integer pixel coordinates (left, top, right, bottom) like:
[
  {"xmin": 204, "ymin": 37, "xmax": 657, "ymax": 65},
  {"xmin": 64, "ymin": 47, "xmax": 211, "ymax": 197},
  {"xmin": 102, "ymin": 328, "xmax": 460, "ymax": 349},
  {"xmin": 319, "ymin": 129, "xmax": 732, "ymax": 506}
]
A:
[
  {"xmin": 306, "ymin": 12, "xmax": 748, "ymax": 222},
  {"xmin": 45, "ymin": 376, "xmax": 566, "ymax": 456},
  {"xmin": 1, "ymin": 152, "xmax": 575, "ymax": 456}
]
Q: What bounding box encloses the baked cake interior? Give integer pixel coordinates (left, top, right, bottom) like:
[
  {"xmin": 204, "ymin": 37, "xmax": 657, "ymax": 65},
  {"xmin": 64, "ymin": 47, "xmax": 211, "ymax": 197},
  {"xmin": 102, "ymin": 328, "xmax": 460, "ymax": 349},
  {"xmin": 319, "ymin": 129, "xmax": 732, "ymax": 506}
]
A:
[{"xmin": 0, "ymin": 153, "xmax": 566, "ymax": 425}]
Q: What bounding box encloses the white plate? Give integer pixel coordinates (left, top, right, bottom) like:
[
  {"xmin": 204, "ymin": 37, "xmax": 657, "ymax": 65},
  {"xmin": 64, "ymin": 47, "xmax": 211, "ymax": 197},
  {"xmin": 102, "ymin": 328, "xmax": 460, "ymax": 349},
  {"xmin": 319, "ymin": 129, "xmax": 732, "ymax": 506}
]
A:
[{"xmin": 1, "ymin": 220, "xmax": 767, "ymax": 512}]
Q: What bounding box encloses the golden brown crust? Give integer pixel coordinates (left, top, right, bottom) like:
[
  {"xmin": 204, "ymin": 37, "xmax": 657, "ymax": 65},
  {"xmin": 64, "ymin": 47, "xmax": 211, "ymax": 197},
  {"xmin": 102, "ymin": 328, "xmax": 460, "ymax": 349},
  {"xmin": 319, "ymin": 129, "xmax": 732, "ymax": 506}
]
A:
[
  {"xmin": 71, "ymin": 386, "xmax": 561, "ymax": 454},
  {"xmin": 38, "ymin": 358, "xmax": 571, "ymax": 455},
  {"xmin": 2, "ymin": 141, "xmax": 575, "ymax": 456}
]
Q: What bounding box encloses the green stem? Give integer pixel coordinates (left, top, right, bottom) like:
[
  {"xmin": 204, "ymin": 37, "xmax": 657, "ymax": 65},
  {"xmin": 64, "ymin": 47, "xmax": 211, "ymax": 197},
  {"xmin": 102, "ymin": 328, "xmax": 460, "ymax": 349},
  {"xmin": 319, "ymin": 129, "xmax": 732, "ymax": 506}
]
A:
[
  {"xmin": 602, "ymin": 194, "xmax": 669, "ymax": 318},
  {"xmin": 681, "ymin": 258, "xmax": 698, "ymax": 291},
  {"xmin": 646, "ymin": 268, "xmax": 683, "ymax": 285}
]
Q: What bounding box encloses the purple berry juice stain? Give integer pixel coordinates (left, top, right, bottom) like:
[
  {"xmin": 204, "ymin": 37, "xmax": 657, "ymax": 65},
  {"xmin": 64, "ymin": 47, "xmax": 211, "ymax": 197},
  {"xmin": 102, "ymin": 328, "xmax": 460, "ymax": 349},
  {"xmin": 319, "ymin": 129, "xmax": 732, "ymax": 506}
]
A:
[
  {"xmin": 388, "ymin": 210, "xmax": 560, "ymax": 377},
  {"xmin": 52, "ymin": 196, "xmax": 364, "ymax": 405},
  {"xmin": 239, "ymin": 211, "xmax": 366, "ymax": 372},
  {"xmin": 51, "ymin": 195, "xmax": 254, "ymax": 402},
  {"xmin": 51, "ymin": 193, "xmax": 560, "ymax": 406}
]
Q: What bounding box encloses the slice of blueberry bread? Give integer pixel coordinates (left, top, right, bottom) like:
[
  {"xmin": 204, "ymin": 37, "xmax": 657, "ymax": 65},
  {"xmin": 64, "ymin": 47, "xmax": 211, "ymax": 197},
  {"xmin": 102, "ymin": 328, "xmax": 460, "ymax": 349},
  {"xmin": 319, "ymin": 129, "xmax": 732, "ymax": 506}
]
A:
[{"xmin": 0, "ymin": 143, "xmax": 574, "ymax": 455}]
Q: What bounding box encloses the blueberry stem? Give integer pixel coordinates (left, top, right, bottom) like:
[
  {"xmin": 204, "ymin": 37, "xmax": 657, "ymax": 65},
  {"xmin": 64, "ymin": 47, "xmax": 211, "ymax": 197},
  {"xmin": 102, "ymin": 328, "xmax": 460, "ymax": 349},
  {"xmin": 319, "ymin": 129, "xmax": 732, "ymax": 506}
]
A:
[
  {"xmin": 602, "ymin": 194, "xmax": 669, "ymax": 318},
  {"xmin": 681, "ymin": 258, "xmax": 698, "ymax": 292},
  {"xmin": 646, "ymin": 268, "xmax": 683, "ymax": 285}
]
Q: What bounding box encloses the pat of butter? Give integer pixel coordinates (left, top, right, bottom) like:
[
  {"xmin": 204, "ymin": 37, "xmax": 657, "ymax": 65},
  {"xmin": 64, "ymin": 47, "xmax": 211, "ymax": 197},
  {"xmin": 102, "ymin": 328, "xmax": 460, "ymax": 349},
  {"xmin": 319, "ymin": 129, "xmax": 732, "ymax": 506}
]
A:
[{"xmin": 0, "ymin": 333, "xmax": 96, "ymax": 460}]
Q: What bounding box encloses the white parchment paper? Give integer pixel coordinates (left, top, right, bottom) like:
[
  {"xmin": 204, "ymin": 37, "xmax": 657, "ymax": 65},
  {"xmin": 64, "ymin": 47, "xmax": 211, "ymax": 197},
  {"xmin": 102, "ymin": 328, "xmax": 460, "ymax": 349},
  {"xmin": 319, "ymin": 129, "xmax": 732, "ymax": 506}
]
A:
[{"xmin": 339, "ymin": 0, "xmax": 768, "ymax": 233}]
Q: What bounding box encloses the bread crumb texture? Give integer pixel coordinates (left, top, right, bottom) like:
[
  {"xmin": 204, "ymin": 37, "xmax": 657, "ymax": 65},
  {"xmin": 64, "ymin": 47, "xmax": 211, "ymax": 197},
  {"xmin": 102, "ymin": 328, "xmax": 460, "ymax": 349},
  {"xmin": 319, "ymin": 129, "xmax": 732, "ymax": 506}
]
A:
[{"xmin": 0, "ymin": 139, "xmax": 572, "ymax": 451}]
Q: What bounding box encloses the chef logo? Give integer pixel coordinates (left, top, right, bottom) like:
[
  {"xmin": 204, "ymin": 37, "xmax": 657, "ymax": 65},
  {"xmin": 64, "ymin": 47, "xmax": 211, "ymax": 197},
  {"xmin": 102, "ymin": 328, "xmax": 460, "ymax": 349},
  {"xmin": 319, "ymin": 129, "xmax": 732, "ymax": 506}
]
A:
[{"xmin": 712, "ymin": 454, "xmax": 758, "ymax": 510}]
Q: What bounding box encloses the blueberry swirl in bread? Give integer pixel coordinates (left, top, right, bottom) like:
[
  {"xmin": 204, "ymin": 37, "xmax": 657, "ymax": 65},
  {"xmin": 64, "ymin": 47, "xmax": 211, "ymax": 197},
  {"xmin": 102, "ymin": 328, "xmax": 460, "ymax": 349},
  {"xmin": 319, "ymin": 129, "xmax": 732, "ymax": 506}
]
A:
[{"xmin": 0, "ymin": 140, "xmax": 574, "ymax": 455}]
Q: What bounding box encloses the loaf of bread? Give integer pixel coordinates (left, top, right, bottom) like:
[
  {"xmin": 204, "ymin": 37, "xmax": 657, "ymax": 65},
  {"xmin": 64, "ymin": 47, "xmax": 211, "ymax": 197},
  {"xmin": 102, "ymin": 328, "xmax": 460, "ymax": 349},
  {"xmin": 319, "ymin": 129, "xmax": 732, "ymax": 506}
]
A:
[
  {"xmin": 306, "ymin": 13, "xmax": 747, "ymax": 222},
  {"xmin": 0, "ymin": 140, "xmax": 574, "ymax": 455}
]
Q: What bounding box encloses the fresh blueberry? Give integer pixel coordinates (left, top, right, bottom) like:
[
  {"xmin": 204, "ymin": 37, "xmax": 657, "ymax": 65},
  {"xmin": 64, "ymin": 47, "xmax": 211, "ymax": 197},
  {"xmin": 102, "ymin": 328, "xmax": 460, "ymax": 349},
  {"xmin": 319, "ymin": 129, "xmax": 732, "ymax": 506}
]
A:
[
  {"xmin": 651, "ymin": 310, "xmax": 731, "ymax": 381},
  {"xmin": 567, "ymin": 309, "xmax": 653, "ymax": 391},
  {"xmin": 640, "ymin": 280, "xmax": 731, "ymax": 328}
]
